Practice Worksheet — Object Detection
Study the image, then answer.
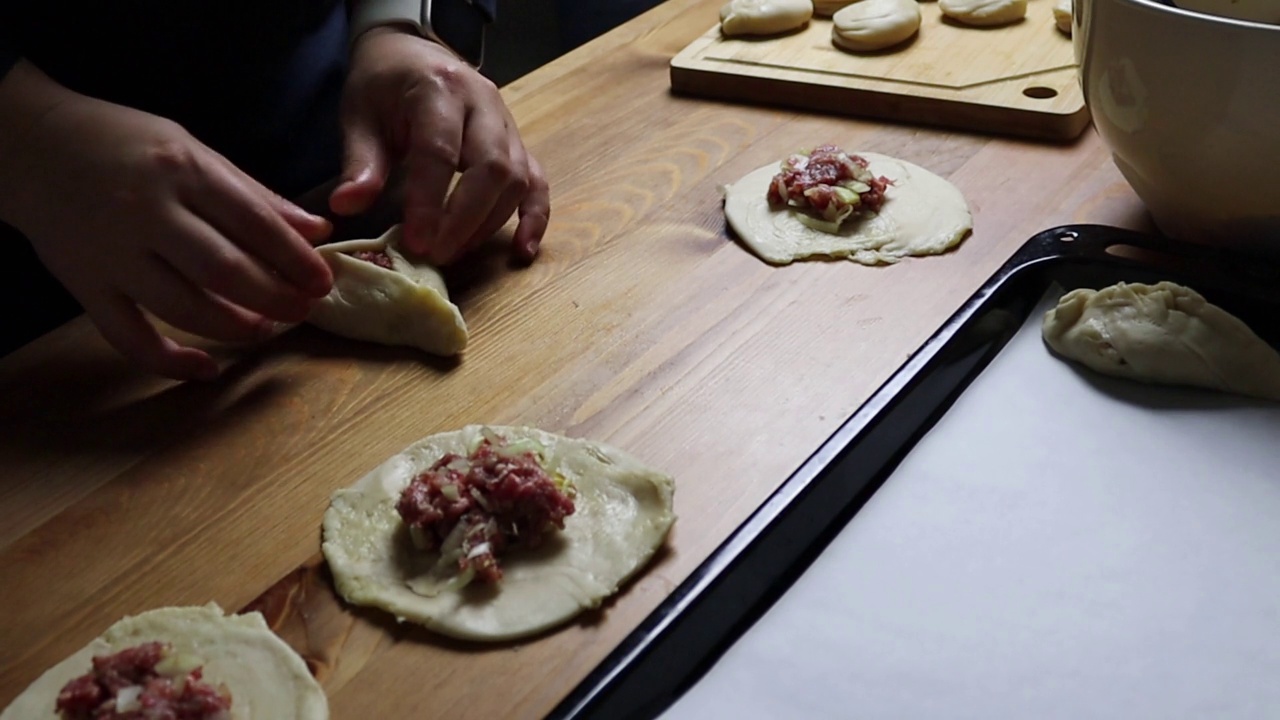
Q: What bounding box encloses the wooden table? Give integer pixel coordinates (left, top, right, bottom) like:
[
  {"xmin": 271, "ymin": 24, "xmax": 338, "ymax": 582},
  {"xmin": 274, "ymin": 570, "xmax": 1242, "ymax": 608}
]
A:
[{"xmin": 0, "ymin": 0, "xmax": 1155, "ymax": 717}]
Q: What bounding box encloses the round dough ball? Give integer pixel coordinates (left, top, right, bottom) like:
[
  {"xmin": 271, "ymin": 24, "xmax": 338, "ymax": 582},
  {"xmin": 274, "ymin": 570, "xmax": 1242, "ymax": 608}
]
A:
[
  {"xmin": 720, "ymin": 0, "xmax": 814, "ymax": 36},
  {"xmin": 1053, "ymin": 0, "xmax": 1072, "ymax": 34},
  {"xmin": 813, "ymin": 0, "xmax": 859, "ymax": 17},
  {"xmin": 832, "ymin": 0, "xmax": 922, "ymax": 52},
  {"xmin": 939, "ymin": 0, "xmax": 1027, "ymax": 26}
]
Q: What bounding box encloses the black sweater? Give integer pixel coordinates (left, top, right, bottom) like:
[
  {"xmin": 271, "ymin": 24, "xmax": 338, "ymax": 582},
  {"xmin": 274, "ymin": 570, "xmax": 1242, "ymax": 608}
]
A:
[{"xmin": 0, "ymin": 0, "xmax": 349, "ymax": 195}]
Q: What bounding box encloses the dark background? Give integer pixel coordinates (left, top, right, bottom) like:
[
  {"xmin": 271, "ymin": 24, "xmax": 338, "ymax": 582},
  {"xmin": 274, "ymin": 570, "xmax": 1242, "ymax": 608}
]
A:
[{"xmin": 486, "ymin": 0, "xmax": 664, "ymax": 86}]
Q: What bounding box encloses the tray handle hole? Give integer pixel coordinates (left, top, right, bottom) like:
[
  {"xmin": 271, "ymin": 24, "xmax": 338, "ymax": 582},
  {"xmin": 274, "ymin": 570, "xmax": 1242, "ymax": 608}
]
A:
[{"xmin": 1023, "ymin": 86, "xmax": 1058, "ymax": 100}]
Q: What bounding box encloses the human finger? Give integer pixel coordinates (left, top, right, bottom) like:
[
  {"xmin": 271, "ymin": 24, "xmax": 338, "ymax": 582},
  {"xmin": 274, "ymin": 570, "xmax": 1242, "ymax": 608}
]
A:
[
  {"xmin": 508, "ymin": 148, "xmax": 550, "ymax": 261},
  {"xmin": 186, "ymin": 164, "xmax": 333, "ymax": 297},
  {"xmin": 330, "ymin": 111, "xmax": 390, "ymax": 217},
  {"xmin": 268, "ymin": 192, "xmax": 335, "ymax": 245},
  {"xmin": 205, "ymin": 150, "xmax": 334, "ymax": 246},
  {"xmin": 84, "ymin": 290, "xmax": 219, "ymax": 381},
  {"xmin": 129, "ymin": 253, "xmax": 276, "ymax": 344},
  {"xmin": 401, "ymin": 89, "xmax": 465, "ymax": 258},
  {"xmin": 157, "ymin": 209, "xmax": 316, "ymax": 324},
  {"xmin": 449, "ymin": 122, "xmax": 533, "ymax": 259},
  {"xmin": 433, "ymin": 110, "xmax": 522, "ymax": 263}
]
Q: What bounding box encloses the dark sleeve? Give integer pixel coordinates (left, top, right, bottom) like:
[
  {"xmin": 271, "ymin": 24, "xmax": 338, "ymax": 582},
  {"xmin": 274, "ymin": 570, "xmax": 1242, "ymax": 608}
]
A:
[
  {"xmin": 0, "ymin": 0, "xmax": 21, "ymax": 83},
  {"xmin": 0, "ymin": 33, "xmax": 18, "ymax": 82}
]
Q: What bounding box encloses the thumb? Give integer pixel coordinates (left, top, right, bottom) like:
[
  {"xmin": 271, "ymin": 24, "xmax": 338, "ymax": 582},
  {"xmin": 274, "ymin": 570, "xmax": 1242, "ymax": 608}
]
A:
[
  {"xmin": 329, "ymin": 116, "xmax": 389, "ymax": 217},
  {"xmin": 268, "ymin": 194, "xmax": 333, "ymax": 245}
]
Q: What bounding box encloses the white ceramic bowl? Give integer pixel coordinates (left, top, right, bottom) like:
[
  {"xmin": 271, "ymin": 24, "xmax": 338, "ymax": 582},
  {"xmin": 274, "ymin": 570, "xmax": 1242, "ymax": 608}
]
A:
[{"xmin": 1075, "ymin": 0, "xmax": 1280, "ymax": 252}]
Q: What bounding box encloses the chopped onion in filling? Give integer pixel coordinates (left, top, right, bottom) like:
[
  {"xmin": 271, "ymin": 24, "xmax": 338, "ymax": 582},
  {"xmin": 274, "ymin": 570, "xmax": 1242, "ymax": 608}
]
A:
[
  {"xmin": 397, "ymin": 430, "xmax": 577, "ymax": 594},
  {"xmin": 766, "ymin": 144, "xmax": 892, "ymax": 234},
  {"xmin": 114, "ymin": 686, "xmax": 143, "ymax": 713}
]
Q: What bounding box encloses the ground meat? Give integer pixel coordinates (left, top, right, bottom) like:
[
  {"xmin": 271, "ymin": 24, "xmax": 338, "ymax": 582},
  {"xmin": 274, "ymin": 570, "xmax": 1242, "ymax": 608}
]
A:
[
  {"xmin": 766, "ymin": 144, "xmax": 892, "ymax": 223},
  {"xmin": 55, "ymin": 642, "xmax": 232, "ymax": 720},
  {"xmin": 348, "ymin": 250, "xmax": 394, "ymax": 270},
  {"xmin": 396, "ymin": 433, "xmax": 576, "ymax": 583}
]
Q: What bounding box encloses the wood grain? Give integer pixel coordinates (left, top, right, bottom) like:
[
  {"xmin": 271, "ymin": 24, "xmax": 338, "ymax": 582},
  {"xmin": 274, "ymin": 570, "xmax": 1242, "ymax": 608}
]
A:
[
  {"xmin": 0, "ymin": 0, "xmax": 1154, "ymax": 717},
  {"xmin": 672, "ymin": 3, "xmax": 1090, "ymax": 140}
]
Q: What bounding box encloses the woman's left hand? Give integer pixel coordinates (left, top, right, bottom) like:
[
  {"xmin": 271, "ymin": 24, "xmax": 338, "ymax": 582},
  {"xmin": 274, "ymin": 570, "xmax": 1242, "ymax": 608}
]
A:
[{"xmin": 329, "ymin": 26, "xmax": 549, "ymax": 265}]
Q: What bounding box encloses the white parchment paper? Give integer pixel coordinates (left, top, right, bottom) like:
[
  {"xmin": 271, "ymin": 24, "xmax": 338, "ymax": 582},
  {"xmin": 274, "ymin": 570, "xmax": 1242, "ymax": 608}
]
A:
[{"xmin": 665, "ymin": 291, "xmax": 1280, "ymax": 720}]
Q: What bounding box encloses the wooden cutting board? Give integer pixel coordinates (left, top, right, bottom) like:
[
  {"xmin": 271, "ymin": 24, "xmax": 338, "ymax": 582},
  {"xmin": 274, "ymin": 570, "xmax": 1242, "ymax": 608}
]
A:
[{"xmin": 670, "ymin": 2, "xmax": 1090, "ymax": 141}]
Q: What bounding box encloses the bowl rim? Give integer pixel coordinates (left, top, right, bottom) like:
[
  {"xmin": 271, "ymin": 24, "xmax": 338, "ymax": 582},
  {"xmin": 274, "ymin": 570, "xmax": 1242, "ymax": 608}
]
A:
[{"xmin": 1113, "ymin": 0, "xmax": 1280, "ymax": 32}]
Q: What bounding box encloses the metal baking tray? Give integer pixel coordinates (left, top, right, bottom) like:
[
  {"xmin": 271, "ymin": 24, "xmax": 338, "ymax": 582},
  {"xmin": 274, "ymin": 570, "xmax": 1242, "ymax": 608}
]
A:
[{"xmin": 551, "ymin": 224, "xmax": 1280, "ymax": 720}]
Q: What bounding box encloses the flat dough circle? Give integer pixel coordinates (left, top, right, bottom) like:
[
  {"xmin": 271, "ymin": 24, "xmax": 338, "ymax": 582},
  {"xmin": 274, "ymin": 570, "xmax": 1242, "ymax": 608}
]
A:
[
  {"xmin": 322, "ymin": 425, "xmax": 676, "ymax": 642},
  {"xmin": 308, "ymin": 224, "xmax": 468, "ymax": 356},
  {"xmin": 0, "ymin": 605, "xmax": 328, "ymax": 720},
  {"xmin": 1042, "ymin": 281, "xmax": 1280, "ymax": 401},
  {"xmin": 723, "ymin": 152, "xmax": 973, "ymax": 266},
  {"xmin": 938, "ymin": 0, "xmax": 1028, "ymax": 25},
  {"xmin": 832, "ymin": 0, "xmax": 922, "ymax": 52},
  {"xmin": 720, "ymin": 0, "xmax": 813, "ymax": 36}
]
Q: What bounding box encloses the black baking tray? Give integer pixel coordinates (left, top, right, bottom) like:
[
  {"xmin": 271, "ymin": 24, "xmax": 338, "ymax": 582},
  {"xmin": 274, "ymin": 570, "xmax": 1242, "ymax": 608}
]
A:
[{"xmin": 549, "ymin": 224, "xmax": 1280, "ymax": 720}]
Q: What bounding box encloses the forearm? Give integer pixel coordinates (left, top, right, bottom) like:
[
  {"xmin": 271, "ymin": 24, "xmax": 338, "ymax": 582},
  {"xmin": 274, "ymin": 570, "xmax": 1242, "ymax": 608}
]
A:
[{"xmin": 0, "ymin": 60, "xmax": 77, "ymax": 232}]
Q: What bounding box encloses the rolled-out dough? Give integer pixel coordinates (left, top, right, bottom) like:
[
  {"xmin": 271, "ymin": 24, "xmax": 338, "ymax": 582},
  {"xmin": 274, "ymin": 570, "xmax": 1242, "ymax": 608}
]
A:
[
  {"xmin": 723, "ymin": 151, "xmax": 973, "ymax": 266},
  {"xmin": 0, "ymin": 605, "xmax": 328, "ymax": 720},
  {"xmin": 322, "ymin": 425, "xmax": 676, "ymax": 642}
]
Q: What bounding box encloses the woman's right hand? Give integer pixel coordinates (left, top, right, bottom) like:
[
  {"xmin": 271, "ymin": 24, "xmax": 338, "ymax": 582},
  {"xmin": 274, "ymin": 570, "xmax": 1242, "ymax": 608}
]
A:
[{"xmin": 0, "ymin": 62, "xmax": 335, "ymax": 381}]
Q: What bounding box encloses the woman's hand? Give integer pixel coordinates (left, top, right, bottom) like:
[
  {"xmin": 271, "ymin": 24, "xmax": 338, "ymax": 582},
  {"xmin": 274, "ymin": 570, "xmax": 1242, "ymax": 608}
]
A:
[
  {"xmin": 329, "ymin": 27, "xmax": 550, "ymax": 265},
  {"xmin": 0, "ymin": 62, "xmax": 334, "ymax": 381}
]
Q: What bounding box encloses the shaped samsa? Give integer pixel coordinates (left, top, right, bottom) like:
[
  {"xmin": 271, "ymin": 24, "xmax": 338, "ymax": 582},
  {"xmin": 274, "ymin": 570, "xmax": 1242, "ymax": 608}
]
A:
[
  {"xmin": 309, "ymin": 225, "xmax": 468, "ymax": 356},
  {"xmin": 1042, "ymin": 281, "xmax": 1280, "ymax": 401}
]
